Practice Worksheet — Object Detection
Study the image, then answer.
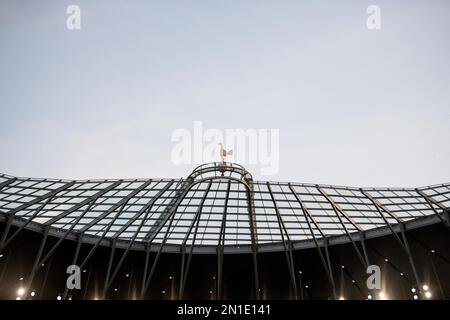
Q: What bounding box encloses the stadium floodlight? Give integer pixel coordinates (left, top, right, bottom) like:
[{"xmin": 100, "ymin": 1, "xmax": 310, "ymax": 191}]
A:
[{"xmin": 17, "ymin": 288, "xmax": 25, "ymax": 296}]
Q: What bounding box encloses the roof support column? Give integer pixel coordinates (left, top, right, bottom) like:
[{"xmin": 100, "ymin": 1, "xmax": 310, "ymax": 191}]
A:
[
  {"xmin": 318, "ymin": 187, "xmax": 368, "ymax": 268},
  {"xmin": 103, "ymin": 182, "xmax": 174, "ymax": 294},
  {"xmin": 140, "ymin": 183, "xmax": 201, "ymax": 299},
  {"xmin": 267, "ymin": 183, "xmax": 298, "ymax": 299},
  {"xmin": 361, "ymin": 189, "xmax": 422, "ymax": 294},
  {"xmin": 102, "ymin": 239, "xmax": 116, "ymax": 299},
  {"xmin": 217, "ymin": 181, "xmax": 230, "ymax": 300},
  {"xmin": 399, "ymin": 224, "xmax": 421, "ymax": 293},
  {"xmin": 416, "ymin": 189, "xmax": 450, "ymax": 229},
  {"xmin": 25, "ymin": 226, "xmax": 50, "ymax": 296},
  {"xmin": 289, "ymin": 184, "xmax": 337, "ymax": 299},
  {"xmin": 179, "ymin": 181, "xmax": 213, "ymax": 299}
]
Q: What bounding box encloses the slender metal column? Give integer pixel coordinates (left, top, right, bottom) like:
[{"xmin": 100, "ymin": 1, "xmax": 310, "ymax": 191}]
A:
[
  {"xmin": 298, "ymin": 270, "xmax": 304, "ymax": 300},
  {"xmin": 360, "ymin": 190, "xmax": 407, "ymax": 250},
  {"xmin": 143, "ymin": 178, "xmax": 193, "ymax": 242},
  {"xmin": 2, "ymin": 191, "xmax": 60, "ymax": 251},
  {"xmin": 179, "ymin": 181, "xmax": 213, "ymax": 299},
  {"xmin": 366, "ymin": 242, "xmax": 414, "ymax": 286},
  {"xmin": 127, "ymin": 270, "xmax": 134, "ymax": 300},
  {"xmin": 178, "ymin": 244, "xmax": 186, "ymax": 299},
  {"xmin": 141, "ymin": 245, "xmax": 151, "ymax": 298},
  {"xmin": 25, "ymin": 226, "xmax": 50, "ymax": 294},
  {"xmin": 20, "ymin": 182, "xmax": 127, "ymax": 274},
  {"xmin": 429, "ymin": 251, "xmax": 445, "ymax": 299},
  {"xmin": 0, "ymin": 177, "xmax": 17, "ymax": 191},
  {"xmin": 359, "ymin": 231, "xmax": 371, "ymax": 267},
  {"xmin": 140, "ymin": 213, "xmax": 178, "ymax": 298},
  {"xmin": 0, "ymin": 252, "xmax": 11, "ymax": 288},
  {"xmin": 399, "ymin": 224, "xmax": 421, "ymax": 291},
  {"xmin": 407, "ymin": 233, "xmax": 450, "ymax": 266},
  {"xmin": 323, "ymin": 239, "xmax": 337, "ymax": 298},
  {"xmin": 103, "ymin": 182, "xmax": 173, "ymax": 293},
  {"xmin": 78, "ymin": 200, "xmax": 130, "ymax": 270},
  {"xmin": 217, "ymin": 247, "xmax": 223, "ymax": 300},
  {"xmin": 244, "ymin": 186, "xmax": 260, "ymax": 299},
  {"xmin": 318, "ymin": 187, "xmax": 368, "ymax": 268},
  {"xmin": 289, "ymin": 184, "xmax": 337, "ymax": 299},
  {"xmin": 267, "ymin": 183, "xmax": 298, "ymax": 299},
  {"xmin": 38, "ymin": 259, "xmax": 52, "ymax": 299},
  {"xmin": 287, "ymin": 242, "xmax": 298, "ymax": 299},
  {"xmin": 102, "ymin": 239, "xmax": 116, "ymax": 299},
  {"xmin": 331, "ymin": 252, "xmax": 365, "ymax": 298},
  {"xmin": 362, "ymin": 189, "xmax": 422, "ymax": 290},
  {"xmin": 39, "ymin": 201, "xmax": 96, "ymax": 266},
  {"xmin": 217, "ymin": 181, "xmax": 231, "ymax": 300},
  {"xmin": 140, "ymin": 183, "xmax": 202, "ymax": 298},
  {"xmin": 416, "ymin": 189, "xmax": 450, "ymax": 228},
  {"xmin": 77, "ymin": 181, "xmax": 152, "ymax": 271},
  {"xmin": 0, "ymin": 215, "xmax": 14, "ymax": 254},
  {"xmin": 82, "ymin": 266, "xmax": 92, "ymax": 300}
]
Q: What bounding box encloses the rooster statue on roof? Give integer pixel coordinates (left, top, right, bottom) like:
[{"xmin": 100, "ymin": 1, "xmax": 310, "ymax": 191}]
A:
[{"xmin": 218, "ymin": 143, "xmax": 233, "ymax": 163}]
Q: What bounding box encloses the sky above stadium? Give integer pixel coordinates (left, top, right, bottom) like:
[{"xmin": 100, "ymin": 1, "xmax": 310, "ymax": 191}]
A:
[{"xmin": 0, "ymin": 0, "xmax": 449, "ymax": 187}]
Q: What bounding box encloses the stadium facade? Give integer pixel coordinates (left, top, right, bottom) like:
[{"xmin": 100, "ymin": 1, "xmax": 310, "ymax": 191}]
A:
[{"xmin": 0, "ymin": 162, "xmax": 449, "ymax": 300}]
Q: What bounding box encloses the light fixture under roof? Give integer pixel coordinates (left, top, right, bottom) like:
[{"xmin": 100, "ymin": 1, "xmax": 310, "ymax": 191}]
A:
[{"xmin": 17, "ymin": 287, "xmax": 25, "ymax": 296}]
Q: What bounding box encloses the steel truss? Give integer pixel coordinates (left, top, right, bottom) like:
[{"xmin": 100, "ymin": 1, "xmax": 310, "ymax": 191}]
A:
[{"xmin": 0, "ymin": 163, "xmax": 449, "ymax": 299}]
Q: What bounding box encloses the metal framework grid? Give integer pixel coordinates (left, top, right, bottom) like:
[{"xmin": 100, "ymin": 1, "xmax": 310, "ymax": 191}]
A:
[
  {"xmin": 0, "ymin": 162, "xmax": 449, "ymax": 299},
  {"xmin": 0, "ymin": 164, "xmax": 448, "ymax": 254}
]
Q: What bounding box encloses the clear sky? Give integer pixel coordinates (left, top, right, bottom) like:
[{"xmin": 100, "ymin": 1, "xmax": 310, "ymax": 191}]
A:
[{"xmin": 0, "ymin": 0, "xmax": 449, "ymax": 187}]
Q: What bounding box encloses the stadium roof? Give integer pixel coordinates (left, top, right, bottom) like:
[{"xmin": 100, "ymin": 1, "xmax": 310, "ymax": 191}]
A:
[{"xmin": 0, "ymin": 163, "xmax": 449, "ymax": 254}]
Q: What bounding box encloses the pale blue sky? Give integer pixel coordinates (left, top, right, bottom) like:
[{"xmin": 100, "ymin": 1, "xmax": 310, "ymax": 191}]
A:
[{"xmin": 0, "ymin": 0, "xmax": 449, "ymax": 186}]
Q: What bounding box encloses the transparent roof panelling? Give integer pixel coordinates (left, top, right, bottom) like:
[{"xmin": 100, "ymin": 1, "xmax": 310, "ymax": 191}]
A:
[{"xmin": 0, "ymin": 171, "xmax": 448, "ymax": 251}]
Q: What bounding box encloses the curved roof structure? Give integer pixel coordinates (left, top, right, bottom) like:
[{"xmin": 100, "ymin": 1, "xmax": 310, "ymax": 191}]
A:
[{"xmin": 0, "ymin": 163, "xmax": 449, "ymax": 254}]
